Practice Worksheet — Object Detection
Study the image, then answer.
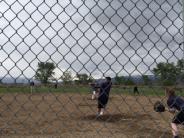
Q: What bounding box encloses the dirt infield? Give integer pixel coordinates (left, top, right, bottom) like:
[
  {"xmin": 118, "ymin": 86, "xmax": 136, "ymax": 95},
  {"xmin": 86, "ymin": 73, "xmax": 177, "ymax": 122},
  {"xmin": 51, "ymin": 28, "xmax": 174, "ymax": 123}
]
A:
[{"xmin": 0, "ymin": 93, "xmax": 184, "ymax": 138}]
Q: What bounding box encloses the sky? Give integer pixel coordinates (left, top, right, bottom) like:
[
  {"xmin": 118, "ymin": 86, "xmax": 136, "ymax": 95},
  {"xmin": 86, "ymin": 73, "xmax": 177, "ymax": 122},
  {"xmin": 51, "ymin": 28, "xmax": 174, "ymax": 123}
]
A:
[{"xmin": 0, "ymin": 0, "xmax": 183, "ymax": 82}]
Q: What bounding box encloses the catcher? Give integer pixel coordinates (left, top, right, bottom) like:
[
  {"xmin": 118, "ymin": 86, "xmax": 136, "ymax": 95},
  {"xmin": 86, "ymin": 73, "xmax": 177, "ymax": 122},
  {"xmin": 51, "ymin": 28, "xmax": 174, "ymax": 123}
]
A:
[
  {"xmin": 154, "ymin": 88, "xmax": 184, "ymax": 138},
  {"xmin": 165, "ymin": 88, "xmax": 184, "ymax": 138}
]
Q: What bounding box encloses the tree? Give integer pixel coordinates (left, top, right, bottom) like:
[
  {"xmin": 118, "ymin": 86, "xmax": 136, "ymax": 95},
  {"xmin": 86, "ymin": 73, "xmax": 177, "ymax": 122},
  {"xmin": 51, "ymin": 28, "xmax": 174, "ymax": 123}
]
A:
[
  {"xmin": 153, "ymin": 62, "xmax": 179, "ymax": 86},
  {"xmin": 114, "ymin": 75, "xmax": 126, "ymax": 85},
  {"xmin": 60, "ymin": 71, "xmax": 73, "ymax": 84},
  {"xmin": 177, "ymin": 59, "xmax": 184, "ymax": 84},
  {"xmin": 35, "ymin": 62, "xmax": 56, "ymax": 84},
  {"xmin": 88, "ymin": 75, "xmax": 94, "ymax": 83},
  {"xmin": 125, "ymin": 78, "xmax": 135, "ymax": 85},
  {"xmin": 142, "ymin": 75, "xmax": 150, "ymax": 85},
  {"xmin": 76, "ymin": 73, "xmax": 92, "ymax": 84},
  {"xmin": 177, "ymin": 59, "xmax": 184, "ymax": 69}
]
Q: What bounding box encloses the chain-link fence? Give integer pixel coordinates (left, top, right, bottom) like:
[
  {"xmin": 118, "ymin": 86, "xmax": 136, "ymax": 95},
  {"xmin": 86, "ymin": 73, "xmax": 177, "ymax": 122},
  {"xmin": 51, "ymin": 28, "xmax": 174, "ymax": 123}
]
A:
[{"xmin": 0, "ymin": 0, "xmax": 184, "ymax": 137}]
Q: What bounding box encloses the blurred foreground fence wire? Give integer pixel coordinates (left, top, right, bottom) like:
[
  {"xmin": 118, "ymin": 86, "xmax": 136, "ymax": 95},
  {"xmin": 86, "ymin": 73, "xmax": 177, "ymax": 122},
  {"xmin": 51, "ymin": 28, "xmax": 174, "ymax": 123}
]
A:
[{"xmin": 0, "ymin": 0, "xmax": 184, "ymax": 137}]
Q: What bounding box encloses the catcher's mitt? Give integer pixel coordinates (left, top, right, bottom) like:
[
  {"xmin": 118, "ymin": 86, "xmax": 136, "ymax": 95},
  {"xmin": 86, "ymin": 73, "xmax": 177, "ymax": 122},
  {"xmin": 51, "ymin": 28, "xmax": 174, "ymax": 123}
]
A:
[{"xmin": 154, "ymin": 101, "xmax": 165, "ymax": 112}]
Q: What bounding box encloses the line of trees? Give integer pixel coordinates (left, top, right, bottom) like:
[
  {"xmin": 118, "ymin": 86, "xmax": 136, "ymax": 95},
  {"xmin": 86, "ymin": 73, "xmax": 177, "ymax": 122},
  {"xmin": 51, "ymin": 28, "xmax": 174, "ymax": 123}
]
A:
[
  {"xmin": 35, "ymin": 59, "xmax": 184, "ymax": 86},
  {"xmin": 115, "ymin": 59, "xmax": 184, "ymax": 86},
  {"xmin": 114, "ymin": 74, "xmax": 152, "ymax": 86},
  {"xmin": 60, "ymin": 71, "xmax": 94, "ymax": 85},
  {"xmin": 114, "ymin": 76, "xmax": 135, "ymax": 85},
  {"xmin": 35, "ymin": 62, "xmax": 94, "ymax": 85}
]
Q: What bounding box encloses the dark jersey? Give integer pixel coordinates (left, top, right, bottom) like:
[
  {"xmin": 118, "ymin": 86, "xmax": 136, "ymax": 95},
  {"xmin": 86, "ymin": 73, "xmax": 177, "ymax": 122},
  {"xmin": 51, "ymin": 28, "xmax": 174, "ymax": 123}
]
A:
[
  {"xmin": 98, "ymin": 81, "xmax": 112, "ymax": 108},
  {"xmin": 99, "ymin": 81, "xmax": 112, "ymax": 96},
  {"xmin": 167, "ymin": 96, "xmax": 184, "ymax": 111}
]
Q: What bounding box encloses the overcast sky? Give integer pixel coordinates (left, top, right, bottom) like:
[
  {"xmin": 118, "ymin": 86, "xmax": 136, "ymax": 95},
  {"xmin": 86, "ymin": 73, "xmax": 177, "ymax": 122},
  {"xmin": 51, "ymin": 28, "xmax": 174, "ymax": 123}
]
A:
[{"xmin": 0, "ymin": 0, "xmax": 183, "ymax": 81}]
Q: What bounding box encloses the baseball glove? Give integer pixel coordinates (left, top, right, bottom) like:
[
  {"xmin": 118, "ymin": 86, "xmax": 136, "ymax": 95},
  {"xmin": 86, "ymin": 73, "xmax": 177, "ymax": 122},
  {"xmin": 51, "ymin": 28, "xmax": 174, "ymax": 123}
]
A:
[{"xmin": 154, "ymin": 101, "xmax": 165, "ymax": 112}]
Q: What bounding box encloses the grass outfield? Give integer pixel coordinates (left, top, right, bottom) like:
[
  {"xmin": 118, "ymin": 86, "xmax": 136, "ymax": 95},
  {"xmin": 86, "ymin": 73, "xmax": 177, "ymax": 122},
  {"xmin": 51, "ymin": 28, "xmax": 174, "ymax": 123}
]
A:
[{"xmin": 0, "ymin": 84, "xmax": 183, "ymax": 96}]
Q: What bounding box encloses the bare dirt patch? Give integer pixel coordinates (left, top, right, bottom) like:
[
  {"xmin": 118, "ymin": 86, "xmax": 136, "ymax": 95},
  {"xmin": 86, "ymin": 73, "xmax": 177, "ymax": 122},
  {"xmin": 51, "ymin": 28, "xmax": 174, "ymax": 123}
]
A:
[{"xmin": 0, "ymin": 93, "xmax": 184, "ymax": 138}]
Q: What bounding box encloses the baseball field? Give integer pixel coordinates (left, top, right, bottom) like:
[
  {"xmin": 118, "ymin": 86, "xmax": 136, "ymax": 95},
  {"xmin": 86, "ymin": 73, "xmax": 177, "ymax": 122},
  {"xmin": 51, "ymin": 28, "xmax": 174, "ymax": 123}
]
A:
[{"xmin": 0, "ymin": 86, "xmax": 184, "ymax": 138}]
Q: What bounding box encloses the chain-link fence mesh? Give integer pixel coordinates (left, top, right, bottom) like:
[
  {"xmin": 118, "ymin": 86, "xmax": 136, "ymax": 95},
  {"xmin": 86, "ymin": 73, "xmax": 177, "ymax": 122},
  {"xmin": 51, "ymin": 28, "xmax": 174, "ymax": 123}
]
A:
[{"xmin": 0, "ymin": 0, "xmax": 184, "ymax": 137}]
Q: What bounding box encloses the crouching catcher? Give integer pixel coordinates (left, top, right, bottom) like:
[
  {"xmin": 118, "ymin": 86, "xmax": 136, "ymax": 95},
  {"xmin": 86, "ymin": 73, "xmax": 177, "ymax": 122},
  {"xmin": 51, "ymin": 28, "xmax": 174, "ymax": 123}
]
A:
[
  {"xmin": 154, "ymin": 88, "xmax": 184, "ymax": 138},
  {"xmin": 166, "ymin": 88, "xmax": 184, "ymax": 138}
]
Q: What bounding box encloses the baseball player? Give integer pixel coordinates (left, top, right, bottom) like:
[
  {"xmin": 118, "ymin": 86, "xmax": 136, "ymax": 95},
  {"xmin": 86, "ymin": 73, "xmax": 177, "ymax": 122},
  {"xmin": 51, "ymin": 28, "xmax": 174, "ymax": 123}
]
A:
[
  {"xmin": 30, "ymin": 81, "xmax": 35, "ymax": 93},
  {"xmin": 165, "ymin": 88, "xmax": 184, "ymax": 138},
  {"xmin": 133, "ymin": 85, "xmax": 139, "ymax": 95},
  {"xmin": 97, "ymin": 77, "xmax": 112, "ymax": 116}
]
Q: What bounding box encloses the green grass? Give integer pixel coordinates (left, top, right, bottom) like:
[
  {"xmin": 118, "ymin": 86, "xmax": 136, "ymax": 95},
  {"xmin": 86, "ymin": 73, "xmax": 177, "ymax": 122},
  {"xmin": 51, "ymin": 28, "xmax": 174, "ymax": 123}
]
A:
[
  {"xmin": 0, "ymin": 85, "xmax": 91, "ymax": 94},
  {"xmin": 0, "ymin": 85, "xmax": 183, "ymax": 97},
  {"xmin": 111, "ymin": 86, "xmax": 164, "ymax": 96}
]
